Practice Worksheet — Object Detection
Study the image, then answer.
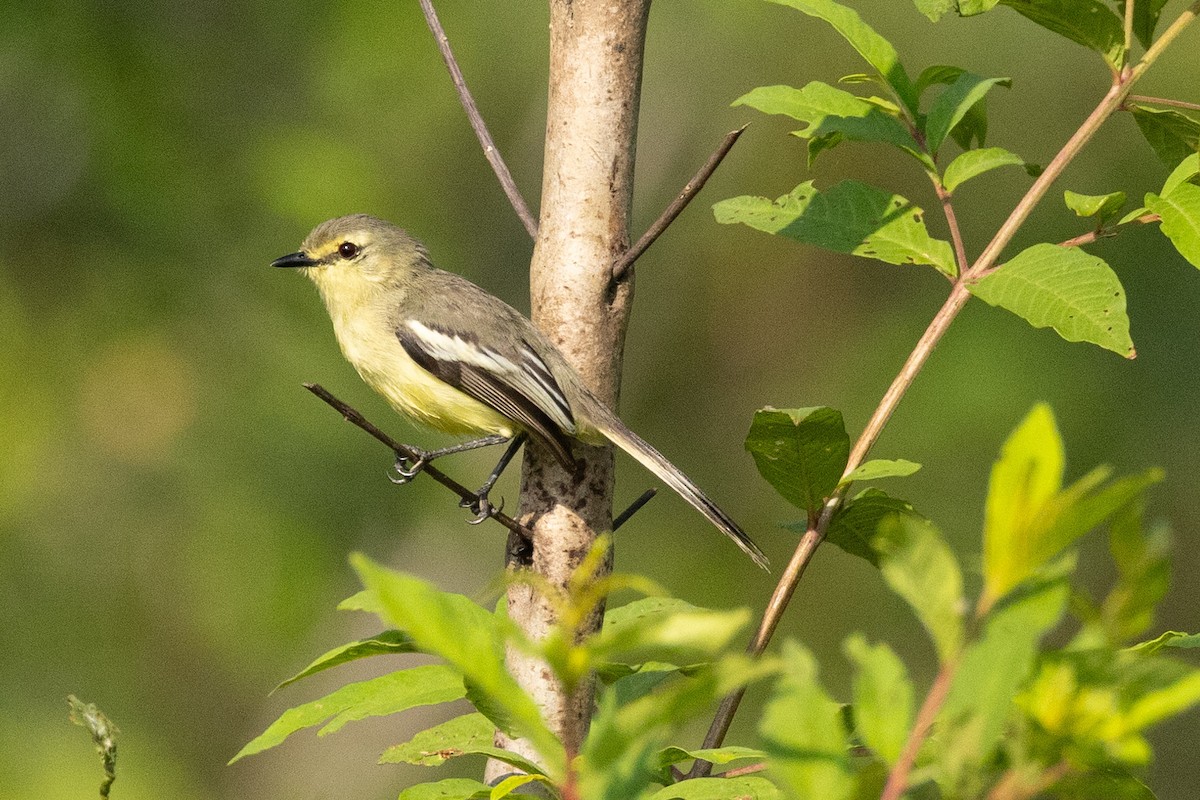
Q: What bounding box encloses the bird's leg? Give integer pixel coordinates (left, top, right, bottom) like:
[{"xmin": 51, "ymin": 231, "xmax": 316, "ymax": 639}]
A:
[
  {"xmin": 389, "ymin": 433, "xmax": 511, "ymax": 484},
  {"xmin": 462, "ymin": 433, "xmax": 528, "ymax": 524}
]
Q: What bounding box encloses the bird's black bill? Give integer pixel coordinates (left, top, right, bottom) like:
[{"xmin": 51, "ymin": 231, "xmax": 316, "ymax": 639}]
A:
[{"xmin": 271, "ymin": 251, "xmax": 319, "ymax": 269}]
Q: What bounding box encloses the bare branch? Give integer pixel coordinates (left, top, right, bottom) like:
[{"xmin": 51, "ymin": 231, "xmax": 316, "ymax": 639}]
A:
[
  {"xmin": 418, "ymin": 0, "xmax": 539, "ymax": 239},
  {"xmin": 612, "ymin": 125, "xmax": 748, "ymax": 281},
  {"xmin": 303, "ymin": 383, "xmax": 532, "ymax": 541},
  {"xmin": 1126, "ymin": 93, "xmax": 1200, "ymax": 112}
]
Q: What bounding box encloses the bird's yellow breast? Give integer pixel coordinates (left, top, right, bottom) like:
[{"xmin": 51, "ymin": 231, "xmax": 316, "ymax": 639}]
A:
[{"xmin": 328, "ymin": 305, "xmax": 516, "ymax": 438}]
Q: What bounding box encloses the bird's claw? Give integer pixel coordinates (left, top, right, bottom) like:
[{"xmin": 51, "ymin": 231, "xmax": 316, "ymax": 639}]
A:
[
  {"xmin": 390, "ymin": 451, "xmax": 430, "ymax": 484},
  {"xmin": 461, "ymin": 492, "xmax": 503, "ymax": 524}
]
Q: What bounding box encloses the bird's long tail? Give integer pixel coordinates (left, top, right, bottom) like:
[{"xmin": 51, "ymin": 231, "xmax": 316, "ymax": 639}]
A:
[{"xmin": 590, "ymin": 412, "xmax": 769, "ymax": 571}]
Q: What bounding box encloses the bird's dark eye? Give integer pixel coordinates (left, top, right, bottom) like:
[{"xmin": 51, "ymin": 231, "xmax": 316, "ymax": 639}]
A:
[{"xmin": 338, "ymin": 241, "xmax": 359, "ymax": 259}]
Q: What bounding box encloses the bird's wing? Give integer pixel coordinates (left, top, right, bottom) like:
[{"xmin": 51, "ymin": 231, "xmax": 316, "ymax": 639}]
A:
[{"xmin": 397, "ymin": 320, "xmax": 577, "ymax": 469}]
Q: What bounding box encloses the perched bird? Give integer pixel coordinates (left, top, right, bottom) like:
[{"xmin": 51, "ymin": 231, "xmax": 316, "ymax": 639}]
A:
[{"xmin": 274, "ymin": 214, "xmax": 767, "ymax": 569}]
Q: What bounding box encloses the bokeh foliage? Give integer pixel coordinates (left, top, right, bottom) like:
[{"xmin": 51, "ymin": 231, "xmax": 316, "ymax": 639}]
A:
[{"xmin": 2, "ymin": 1, "xmax": 1197, "ymax": 798}]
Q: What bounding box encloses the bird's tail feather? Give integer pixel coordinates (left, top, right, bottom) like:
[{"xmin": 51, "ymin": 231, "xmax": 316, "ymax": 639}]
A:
[{"xmin": 592, "ymin": 414, "xmax": 769, "ymax": 571}]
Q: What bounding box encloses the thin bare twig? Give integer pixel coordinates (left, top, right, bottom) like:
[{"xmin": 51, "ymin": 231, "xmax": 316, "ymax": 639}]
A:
[
  {"xmin": 880, "ymin": 659, "xmax": 959, "ymax": 800},
  {"xmin": 1126, "ymin": 93, "xmax": 1200, "ymax": 112},
  {"xmin": 1124, "ymin": 0, "xmax": 1136, "ymax": 62},
  {"xmin": 303, "ymin": 383, "xmax": 533, "ymax": 540},
  {"xmin": 417, "ymin": 0, "xmax": 539, "ymax": 239},
  {"xmin": 612, "ymin": 125, "xmax": 749, "ymax": 281}
]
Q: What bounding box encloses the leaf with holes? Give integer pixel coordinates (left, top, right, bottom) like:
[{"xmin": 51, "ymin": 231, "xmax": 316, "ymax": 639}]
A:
[{"xmin": 969, "ymin": 243, "xmax": 1134, "ymax": 357}]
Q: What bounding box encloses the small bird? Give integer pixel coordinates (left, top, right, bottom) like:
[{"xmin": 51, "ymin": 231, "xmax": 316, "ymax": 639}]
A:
[{"xmin": 274, "ymin": 214, "xmax": 767, "ymax": 569}]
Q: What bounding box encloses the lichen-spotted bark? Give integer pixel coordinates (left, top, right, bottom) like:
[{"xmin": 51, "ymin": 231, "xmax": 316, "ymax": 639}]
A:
[{"xmin": 486, "ymin": 0, "xmax": 650, "ymax": 783}]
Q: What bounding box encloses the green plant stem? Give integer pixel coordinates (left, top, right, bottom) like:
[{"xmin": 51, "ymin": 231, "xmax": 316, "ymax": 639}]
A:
[
  {"xmin": 1123, "ymin": 0, "xmax": 1136, "ymax": 63},
  {"xmin": 691, "ymin": 1, "xmax": 1200, "ymax": 771},
  {"xmin": 935, "ymin": 178, "xmax": 970, "ymax": 278},
  {"xmin": 880, "ymin": 657, "xmax": 960, "ymax": 800},
  {"xmin": 1126, "ymin": 94, "xmax": 1200, "ymax": 112}
]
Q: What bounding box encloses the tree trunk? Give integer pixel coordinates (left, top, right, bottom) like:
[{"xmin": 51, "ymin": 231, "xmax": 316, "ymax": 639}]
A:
[{"xmin": 486, "ymin": 0, "xmax": 651, "ymax": 782}]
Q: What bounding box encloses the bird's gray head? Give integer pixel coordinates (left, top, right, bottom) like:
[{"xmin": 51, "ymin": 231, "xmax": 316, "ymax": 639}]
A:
[{"xmin": 272, "ymin": 214, "xmax": 431, "ymax": 295}]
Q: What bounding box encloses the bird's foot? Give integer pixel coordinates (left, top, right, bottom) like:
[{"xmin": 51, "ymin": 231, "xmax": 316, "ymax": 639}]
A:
[
  {"xmin": 390, "ymin": 448, "xmax": 432, "ymax": 484},
  {"xmin": 461, "ymin": 490, "xmax": 504, "ymax": 524}
]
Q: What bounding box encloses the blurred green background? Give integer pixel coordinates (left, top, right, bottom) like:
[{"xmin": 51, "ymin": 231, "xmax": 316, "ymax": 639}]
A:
[{"xmin": 2, "ymin": 1, "xmax": 1197, "ymax": 798}]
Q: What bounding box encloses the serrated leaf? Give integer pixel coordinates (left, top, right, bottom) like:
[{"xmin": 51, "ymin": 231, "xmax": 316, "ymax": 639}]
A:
[
  {"xmin": 646, "ymin": 776, "xmax": 784, "ymax": 800},
  {"xmin": 760, "ymin": 642, "xmax": 855, "ymax": 800},
  {"xmin": 822, "ymin": 488, "xmax": 920, "ymax": 567},
  {"xmin": 1161, "ymin": 153, "xmax": 1200, "ymax": 197},
  {"xmin": 380, "ymin": 712, "xmax": 547, "ymax": 777},
  {"xmin": 969, "ymin": 242, "xmax": 1135, "ymax": 357},
  {"xmin": 1064, "ymin": 190, "xmax": 1127, "ymax": 222},
  {"xmin": 925, "ymin": 73, "xmax": 1010, "ymax": 155},
  {"xmin": 231, "ymin": 664, "xmax": 465, "ymax": 762},
  {"xmin": 715, "ymin": 180, "xmax": 957, "ymax": 275},
  {"xmin": 1130, "ymin": 104, "xmax": 1200, "ymax": 167},
  {"xmin": 275, "ymin": 630, "xmax": 417, "ymax": 690},
  {"xmin": 352, "ymin": 556, "xmax": 563, "ymax": 775},
  {"xmin": 841, "ymin": 458, "xmax": 921, "ymax": 484},
  {"xmin": 942, "ymin": 147, "xmax": 1027, "ymax": 192},
  {"xmin": 745, "ymin": 406, "xmax": 849, "ymax": 514},
  {"xmin": 843, "ymin": 634, "xmax": 914, "ymax": 764},
  {"xmin": 873, "ymin": 515, "xmax": 966, "ymax": 664},
  {"xmin": 1000, "ymin": 0, "xmax": 1125, "ymax": 69},
  {"xmin": 764, "ymin": 0, "xmax": 916, "ymax": 112},
  {"xmin": 1146, "ymin": 185, "xmax": 1200, "ymax": 268}
]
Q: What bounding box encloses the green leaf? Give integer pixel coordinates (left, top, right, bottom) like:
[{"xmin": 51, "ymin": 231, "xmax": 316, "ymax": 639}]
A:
[
  {"xmin": 1146, "ymin": 184, "xmax": 1200, "ymax": 269},
  {"xmin": 936, "ymin": 573, "xmax": 1071, "ymax": 791},
  {"xmin": 230, "ymin": 664, "xmax": 465, "ymax": 762},
  {"xmin": 646, "ymin": 776, "xmax": 784, "ymax": 800},
  {"xmin": 969, "ymin": 242, "xmax": 1135, "ymax": 357},
  {"xmin": 596, "ymin": 597, "xmax": 750, "ymax": 665},
  {"xmin": 763, "ymin": 0, "xmax": 916, "ymax": 112},
  {"xmin": 579, "ymin": 655, "xmax": 777, "ymax": 800},
  {"xmin": 733, "ymin": 81, "xmax": 925, "ymax": 166},
  {"xmin": 915, "ymin": 64, "xmax": 966, "ymax": 96},
  {"xmin": 957, "ymin": 0, "xmax": 1003, "ymax": 14},
  {"xmin": 491, "ymin": 774, "xmax": 549, "ymax": 799},
  {"xmin": 1101, "ymin": 502, "xmax": 1171, "ymax": 645},
  {"xmin": 760, "ymin": 641, "xmax": 855, "ymax": 800},
  {"xmin": 1056, "ymin": 767, "xmax": 1157, "ymax": 800},
  {"xmin": 715, "ymin": 180, "xmax": 957, "ymax": 276},
  {"xmin": 275, "ymin": 630, "xmax": 417, "ymax": 690},
  {"xmin": 925, "ymin": 73, "xmax": 1010, "ymax": 155},
  {"xmin": 398, "ymin": 778, "xmax": 494, "ymax": 800},
  {"xmin": 982, "ymin": 407, "xmax": 1163, "ymax": 607},
  {"xmin": 380, "ymin": 712, "xmax": 547, "ymax": 776},
  {"xmin": 981, "ymin": 403, "xmax": 1063, "ymax": 604},
  {"xmin": 352, "ymin": 556, "xmax": 563, "ymax": 775},
  {"xmin": 734, "ymin": 82, "xmax": 873, "ymax": 125},
  {"xmin": 843, "ymin": 634, "xmax": 914, "ymax": 764},
  {"xmin": 822, "ymin": 488, "xmax": 920, "ymax": 567},
  {"xmin": 841, "ymin": 458, "xmax": 921, "ymax": 484},
  {"xmin": 744, "ymin": 406, "xmax": 850, "ymax": 514},
  {"xmin": 1161, "ymin": 153, "xmax": 1200, "ymax": 197},
  {"xmin": 873, "ymin": 515, "xmax": 966, "ymax": 664},
  {"xmin": 913, "ymin": 0, "xmax": 957, "ymax": 22},
  {"xmin": 656, "ymin": 744, "xmax": 766, "ymax": 770},
  {"xmin": 1130, "ymin": 104, "xmax": 1200, "ymax": 167},
  {"xmin": 1064, "ymin": 190, "xmax": 1127, "ymax": 223},
  {"xmin": 1000, "ymin": 0, "xmax": 1125, "ymax": 69},
  {"xmin": 942, "ymin": 147, "xmax": 1027, "ymax": 192},
  {"xmin": 1118, "ymin": 0, "xmax": 1172, "ymax": 49},
  {"xmin": 1128, "ymin": 631, "xmax": 1200, "ymax": 655}
]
